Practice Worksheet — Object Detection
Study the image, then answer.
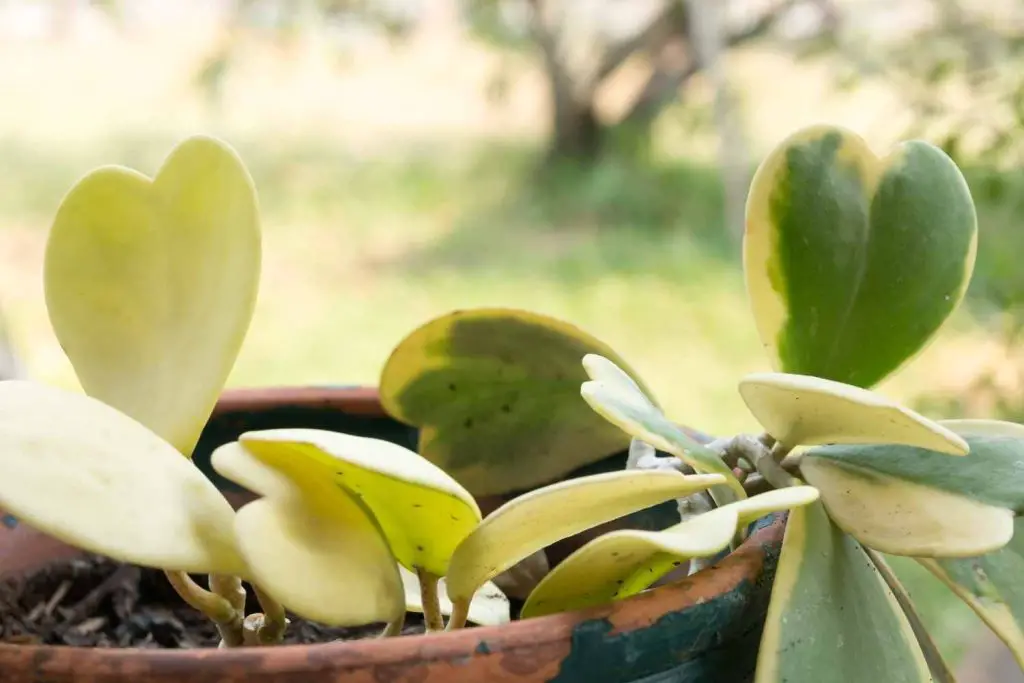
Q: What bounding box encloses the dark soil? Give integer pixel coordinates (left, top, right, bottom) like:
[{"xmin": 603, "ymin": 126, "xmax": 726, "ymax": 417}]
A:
[{"xmin": 0, "ymin": 554, "xmax": 425, "ymax": 648}]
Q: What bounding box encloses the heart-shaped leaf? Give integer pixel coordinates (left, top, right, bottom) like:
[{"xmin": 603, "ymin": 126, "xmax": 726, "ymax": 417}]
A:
[
  {"xmin": 799, "ymin": 455, "xmax": 1013, "ymax": 557},
  {"xmin": 236, "ymin": 429, "xmax": 481, "ymax": 577},
  {"xmin": 744, "ymin": 125, "xmax": 977, "ymax": 389},
  {"xmin": 580, "ymin": 358, "xmax": 744, "ymax": 504},
  {"xmin": 917, "ymin": 516, "xmax": 1024, "ymax": 671},
  {"xmin": 379, "ymin": 308, "xmax": 647, "ymax": 496},
  {"xmin": 521, "ymin": 486, "xmax": 819, "ymax": 618},
  {"xmin": 739, "ymin": 372, "xmax": 967, "ymax": 454},
  {"xmin": 756, "ymin": 501, "xmax": 933, "ymax": 683},
  {"xmin": 0, "ymin": 381, "xmax": 244, "ymax": 574},
  {"xmin": 45, "ymin": 136, "xmax": 261, "ymax": 455},
  {"xmin": 444, "ymin": 470, "xmax": 725, "ymax": 618},
  {"xmin": 399, "ymin": 566, "xmax": 510, "ymax": 627},
  {"xmin": 233, "ymin": 490, "xmax": 404, "ymax": 628}
]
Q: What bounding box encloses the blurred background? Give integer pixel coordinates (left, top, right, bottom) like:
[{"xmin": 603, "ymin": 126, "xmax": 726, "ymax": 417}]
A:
[{"xmin": 0, "ymin": 0, "xmax": 1022, "ymax": 678}]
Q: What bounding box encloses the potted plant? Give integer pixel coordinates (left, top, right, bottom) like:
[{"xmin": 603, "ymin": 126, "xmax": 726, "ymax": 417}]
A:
[{"xmin": 0, "ymin": 125, "xmax": 1020, "ymax": 683}]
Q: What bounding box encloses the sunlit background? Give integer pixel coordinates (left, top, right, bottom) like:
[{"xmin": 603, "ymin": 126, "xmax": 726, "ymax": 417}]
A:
[{"xmin": 1, "ymin": 0, "xmax": 1023, "ymax": 678}]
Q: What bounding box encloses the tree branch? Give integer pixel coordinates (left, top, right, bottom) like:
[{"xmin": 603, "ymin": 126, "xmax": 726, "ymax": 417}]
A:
[{"xmin": 620, "ymin": 0, "xmax": 797, "ymax": 129}]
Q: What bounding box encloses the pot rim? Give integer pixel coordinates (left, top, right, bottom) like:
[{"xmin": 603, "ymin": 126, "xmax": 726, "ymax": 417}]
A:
[{"xmin": 0, "ymin": 384, "xmax": 785, "ymax": 673}]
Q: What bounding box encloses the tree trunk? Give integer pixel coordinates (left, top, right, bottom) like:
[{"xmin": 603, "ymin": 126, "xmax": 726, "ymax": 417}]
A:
[{"xmin": 547, "ymin": 95, "xmax": 603, "ymax": 163}]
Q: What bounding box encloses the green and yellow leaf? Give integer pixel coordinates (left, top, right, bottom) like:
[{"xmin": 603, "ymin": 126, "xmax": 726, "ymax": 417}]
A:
[
  {"xmin": 232, "ymin": 472, "xmax": 404, "ymax": 628},
  {"xmin": 917, "ymin": 516, "xmax": 1024, "ymax": 670},
  {"xmin": 738, "ymin": 372, "xmax": 967, "ymax": 454},
  {"xmin": 521, "ymin": 486, "xmax": 819, "ymax": 618},
  {"xmin": 744, "ymin": 125, "xmax": 977, "ymax": 389},
  {"xmin": 445, "ymin": 469, "xmax": 725, "ymax": 604},
  {"xmin": 399, "ymin": 567, "xmax": 510, "ymax": 626},
  {"xmin": 379, "ymin": 308, "xmax": 647, "ymax": 496},
  {"xmin": 237, "ymin": 429, "xmax": 481, "ymax": 577},
  {"xmin": 44, "ymin": 136, "xmax": 261, "ymax": 456},
  {"xmin": 0, "ymin": 381, "xmax": 244, "ymax": 575},
  {"xmin": 802, "ymin": 426, "xmax": 1024, "ymax": 514},
  {"xmin": 800, "ymin": 455, "xmax": 1013, "ymax": 557},
  {"xmin": 581, "ymin": 369, "xmax": 744, "ymax": 504},
  {"xmin": 756, "ymin": 501, "xmax": 933, "ymax": 683}
]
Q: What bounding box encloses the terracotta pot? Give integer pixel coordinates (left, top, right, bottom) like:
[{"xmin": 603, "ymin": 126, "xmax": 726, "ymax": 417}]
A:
[{"xmin": 0, "ymin": 386, "xmax": 785, "ymax": 683}]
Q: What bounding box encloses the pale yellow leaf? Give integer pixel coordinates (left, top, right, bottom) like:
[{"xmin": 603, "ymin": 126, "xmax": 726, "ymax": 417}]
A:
[
  {"xmin": 445, "ymin": 469, "xmax": 724, "ymax": 603},
  {"xmin": 739, "ymin": 372, "xmax": 967, "ymax": 454},
  {"xmin": 0, "ymin": 381, "xmax": 244, "ymax": 574},
  {"xmin": 233, "ymin": 477, "xmax": 403, "ymax": 627},
  {"xmin": 520, "ymin": 486, "xmax": 820, "ymax": 618},
  {"xmin": 240, "ymin": 429, "xmax": 481, "ymax": 577},
  {"xmin": 44, "ymin": 136, "xmax": 261, "ymax": 455}
]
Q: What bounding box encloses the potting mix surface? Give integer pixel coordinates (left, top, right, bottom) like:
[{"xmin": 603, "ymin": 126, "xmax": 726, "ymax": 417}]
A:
[{"xmin": 0, "ymin": 555, "xmax": 425, "ymax": 648}]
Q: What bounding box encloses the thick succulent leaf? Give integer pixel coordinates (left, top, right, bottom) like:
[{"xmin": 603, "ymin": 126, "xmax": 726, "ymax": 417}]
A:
[
  {"xmin": 581, "ymin": 353, "xmax": 647, "ymax": 397},
  {"xmin": 210, "ymin": 442, "xmax": 293, "ymax": 499},
  {"xmin": 445, "ymin": 470, "xmax": 725, "ymax": 603},
  {"xmin": 0, "ymin": 381, "xmax": 244, "ymax": 574},
  {"xmin": 521, "ymin": 506, "xmax": 738, "ymax": 619},
  {"xmin": 940, "ymin": 418, "xmax": 1024, "ymax": 439},
  {"xmin": 803, "ymin": 430, "xmax": 1024, "ymax": 514},
  {"xmin": 379, "ymin": 308, "xmax": 646, "ymax": 496},
  {"xmin": 744, "ymin": 124, "xmax": 977, "ymax": 389},
  {"xmin": 238, "ymin": 429, "xmax": 480, "ymax": 577},
  {"xmin": 233, "ymin": 476, "xmax": 404, "ymax": 628},
  {"xmin": 756, "ymin": 501, "xmax": 933, "ymax": 683},
  {"xmin": 399, "ymin": 567, "xmax": 510, "ymax": 626},
  {"xmin": 739, "ymin": 372, "xmax": 967, "ymax": 454},
  {"xmin": 44, "ymin": 136, "xmax": 261, "ymax": 455},
  {"xmin": 581, "ymin": 380, "xmax": 744, "ymax": 505},
  {"xmin": 800, "ymin": 455, "xmax": 1013, "ymax": 557},
  {"xmin": 521, "ymin": 486, "xmax": 819, "ymax": 618},
  {"xmin": 917, "ymin": 516, "xmax": 1024, "ymax": 670}
]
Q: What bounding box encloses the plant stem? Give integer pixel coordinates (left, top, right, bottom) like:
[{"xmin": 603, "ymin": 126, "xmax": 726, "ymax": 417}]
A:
[
  {"xmin": 164, "ymin": 570, "xmax": 244, "ymax": 647},
  {"xmin": 445, "ymin": 598, "xmax": 470, "ymax": 631},
  {"xmin": 769, "ymin": 441, "xmax": 791, "ymax": 463},
  {"xmin": 209, "ymin": 574, "xmax": 246, "ymax": 614},
  {"xmin": 864, "ymin": 548, "xmax": 956, "ymax": 683},
  {"xmin": 254, "ymin": 584, "xmax": 288, "ymax": 644},
  {"xmin": 754, "ymin": 451, "xmax": 797, "ymax": 489},
  {"xmin": 742, "ymin": 474, "xmax": 773, "ymax": 496},
  {"xmin": 416, "ymin": 569, "xmax": 445, "ymax": 632},
  {"xmin": 379, "ymin": 613, "xmax": 405, "ymax": 638}
]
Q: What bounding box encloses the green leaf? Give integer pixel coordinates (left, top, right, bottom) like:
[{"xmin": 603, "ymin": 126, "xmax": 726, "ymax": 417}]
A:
[
  {"xmin": 0, "ymin": 381, "xmax": 245, "ymax": 575},
  {"xmin": 744, "ymin": 125, "xmax": 977, "ymax": 389},
  {"xmin": 801, "ymin": 429, "xmax": 1024, "ymax": 514},
  {"xmin": 379, "ymin": 308, "xmax": 648, "ymax": 496},
  {"xmin": 44, "ymin": 135, "xmax": 261, "ymax": 455},
  {"xmin": 580, "ymin": 356, "xmax": 744, "ymax": 505},
  {"xmin": 521, "ymin": 486, "xmax": 819, "ymax": 619},
  {"xmin": 445, "ymin": 470, "xmax": 725, "ymax": 606},
  {"xmin": 756, "ymin": 501, "xmax": 933, "ymax": 682},
  {"xmin": 739, "ymin": 372, "xmax": 967, "ymax": 454},
  {"xmin": 918, "ymin": 516, "xmax": 1024, "ymax": 671},
  {"xmin": 399, "ymin": 567, "xmax": 510, "ymax": 627},
  {"xmin": 228, "ymin": 429, "xmax": 481, "ymax": 578}
]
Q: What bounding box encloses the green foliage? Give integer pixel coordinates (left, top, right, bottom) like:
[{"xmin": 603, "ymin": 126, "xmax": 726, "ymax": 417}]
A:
[{"xmin": 1, "ymin": 123, "xmax": 1022, "ymax": 683}]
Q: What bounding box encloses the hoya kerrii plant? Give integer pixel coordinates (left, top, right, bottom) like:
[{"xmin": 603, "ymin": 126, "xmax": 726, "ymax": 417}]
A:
[
  {"xmin": 0, "ymin": 133, "xmax": 806, "ymax": 650},
  {"xmin": 377, "ymin": 125, "xmax": 1024, "ymax": 682}
]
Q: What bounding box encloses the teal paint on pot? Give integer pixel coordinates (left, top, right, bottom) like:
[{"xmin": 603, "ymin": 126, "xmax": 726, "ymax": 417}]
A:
[{"xmin": 548, "ymin": 515, "xmax": 781, "ymax": 683}]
